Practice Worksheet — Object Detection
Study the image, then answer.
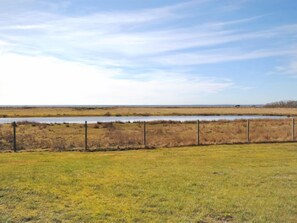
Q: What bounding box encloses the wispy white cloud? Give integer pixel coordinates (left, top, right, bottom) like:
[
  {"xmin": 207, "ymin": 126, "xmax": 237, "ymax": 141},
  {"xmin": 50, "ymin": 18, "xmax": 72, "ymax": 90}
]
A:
[
  {"xmin": 275, "ymin": 60, "xmax": 297, "ymax": 78},
  {"xmin": 1, "ymin": 9, "xmax": 295, "ymax": 67},
  {"xmin": 0, "ymin": 53, "xmax": 232, "ymax": 105},
  {"xmin": 0, "ymin": 0, "xmax": 296, "ymax": 104},
  {"xmin": 218, "ymin": 0, "xmax": 252, "ymax": 12},
  {"xmin": 0, "ymin": 40, "xmax": 9, "ymax": 45},
  {"xmin": 204, "ymin": 14, "xmax": 269, "ymax": 28},
  {"xmin": 153, "ymin": 48, "xmax": 296, "ymax": 66}
]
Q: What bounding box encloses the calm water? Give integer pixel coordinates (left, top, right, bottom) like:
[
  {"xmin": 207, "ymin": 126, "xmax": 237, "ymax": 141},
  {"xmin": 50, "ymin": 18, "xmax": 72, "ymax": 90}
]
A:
[{"xmin": 0, "ymin": 115, "xmax": 288, "ymax": 124}]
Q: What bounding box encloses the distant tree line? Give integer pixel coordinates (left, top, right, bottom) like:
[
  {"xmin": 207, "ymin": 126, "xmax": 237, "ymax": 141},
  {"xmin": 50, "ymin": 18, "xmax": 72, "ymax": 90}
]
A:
[{"xmin": 264, "ymin": 100, "xmax": 297, "ymax": 108}]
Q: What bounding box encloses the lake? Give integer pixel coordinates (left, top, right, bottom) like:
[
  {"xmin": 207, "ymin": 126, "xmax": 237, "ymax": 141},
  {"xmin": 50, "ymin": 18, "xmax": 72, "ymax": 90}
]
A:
[{"xmin": 0, "ymin": 115, "xmax": 288, "ymax": 124}]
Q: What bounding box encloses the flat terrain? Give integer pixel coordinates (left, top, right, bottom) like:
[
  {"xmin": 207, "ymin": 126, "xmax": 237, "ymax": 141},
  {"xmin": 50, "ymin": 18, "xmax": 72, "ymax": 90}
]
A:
[
  {"xmin": 1, "ymin": 143, "xmax": 297, "ymax": 222},
  {"xmin": 1, "ymin": 106, "xmax": 297, "ymax": 117},
  {"xmin": 1, "ymin": 119, "xmax": 296, "ymax": 151}
]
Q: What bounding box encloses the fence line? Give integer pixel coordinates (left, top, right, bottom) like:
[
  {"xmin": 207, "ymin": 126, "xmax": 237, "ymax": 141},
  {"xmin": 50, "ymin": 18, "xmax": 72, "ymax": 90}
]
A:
[
  {"xmin": 85, "ymin": 121, "xmax": 88, "ymax": 151},
  {"xmin": 247, "ymin": 120, "xmax": 250, "ymax": 143},
  {"xmin": 196, "ymin": 120, "xmax": 200, "ymax": 146},
  {"xmin": 292, "ymin": 118, "xmax": 295, "ymax": 141},
  {"xmin": 2, "ymin": 118, "xmax": 296, "ymax": 152},
  {"xmin": 143, "ymin": 122, "xmax": 147, "ymax": 148},
  {"xmin": 12, "ymin": 122, "xmax": 17, "ymax": 152}
]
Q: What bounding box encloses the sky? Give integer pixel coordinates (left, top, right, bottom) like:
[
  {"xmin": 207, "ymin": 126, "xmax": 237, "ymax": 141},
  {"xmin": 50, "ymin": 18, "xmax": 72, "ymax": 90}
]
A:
[{"xmin": 0, "ymin": 0, "xmax": 296, "ymax": 105}]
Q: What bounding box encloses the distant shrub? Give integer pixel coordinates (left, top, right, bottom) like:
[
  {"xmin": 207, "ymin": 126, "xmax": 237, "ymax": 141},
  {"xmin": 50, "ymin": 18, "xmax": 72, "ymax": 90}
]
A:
[
  {"xmin": 104, "ymin": 112, "xmax": 111, "ymax": 116},
  {"xmin": 264, "ymin": 100, "xmax": 297, "ymax": 108}
]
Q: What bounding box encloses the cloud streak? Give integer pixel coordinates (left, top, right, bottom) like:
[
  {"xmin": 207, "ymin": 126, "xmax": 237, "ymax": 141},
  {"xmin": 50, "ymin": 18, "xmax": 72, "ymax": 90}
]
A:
[
  {"xmin": 153, "ymin": 48, "xmax": 296, "ymax": 66},
  {"xmin": 0, "ymin": 0, "xmax": 296, "ymax": 105},
  {"xmin": 275, "ymin": 60, "xmax": 297, "ymax": 78},
  {"xmin": 0, "ymin": 53, "xmax": 232, "ymax": 105},
  {"xmin": 1, "ymin": 5, "xmax": 295, "ymax": 66}
]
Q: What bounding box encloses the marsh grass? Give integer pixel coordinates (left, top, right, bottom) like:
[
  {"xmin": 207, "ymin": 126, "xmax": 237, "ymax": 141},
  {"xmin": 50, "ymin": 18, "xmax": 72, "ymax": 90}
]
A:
[
  {"xmin": 250, "ymin": 119, "xmax": 293, "ymax": 142},
  {"xmin": 200, "ymin": 120, "xmax": 247, "ymax": 145},
  {"xmin": 1, "ymin": 106, "xmax": 297, "ymax": 117},
  {"xmin": 88, "ymin": 122, "xmax": 143, "ymax": 150},
  {"xmin": 147, "ymin": 122, "xmax": 197, "ymax": 147},
  {"xmin": 0, "ymin": 119, "xmax": 296, "ymax": 151},
  {"xmin": 0, "ymin": 143, "xmax": 297, "ymax": 222}
]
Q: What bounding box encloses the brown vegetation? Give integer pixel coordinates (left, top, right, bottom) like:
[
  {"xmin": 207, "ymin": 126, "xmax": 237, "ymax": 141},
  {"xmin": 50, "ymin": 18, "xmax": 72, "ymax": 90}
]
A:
[
  {"xmin": 0, "ymin": 118, "xmax": 296, "ymax": 151},
  {"xmin": 265, "ymin": 100, "xmax": 297, "ymax": 108},
  {"xmin": 1, "ymin": 106, "xmax": 297, "ymax": 117}
]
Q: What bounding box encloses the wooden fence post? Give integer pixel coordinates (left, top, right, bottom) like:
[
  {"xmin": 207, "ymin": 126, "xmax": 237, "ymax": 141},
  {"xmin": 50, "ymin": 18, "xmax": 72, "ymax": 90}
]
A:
[
  {"xmin": 292, "ymin": 118, "xmax": 295, "ymax": 142},
  {"xmin": 196, "ymin": 120, "xmax": 200, "ymax": 145},
  {"xmin": 143, "ymin": 122, "xmax": 147, "ymax": 148},
  {"xmin": 12, "ymin": 122, "xmax": 17, "ymax": 152},
  {"xmin": 85, "ymin": 121, "xmax": 88, "ymax": 151},
  {"xmin": 247, "ymin": 120, "xmax": 250, "ymax": 143}
]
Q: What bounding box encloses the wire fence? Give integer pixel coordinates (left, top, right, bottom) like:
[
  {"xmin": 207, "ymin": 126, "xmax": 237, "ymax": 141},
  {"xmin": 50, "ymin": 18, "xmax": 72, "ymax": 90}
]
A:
[{"xmin": 0, "ymin": 118, "xmax": 296, "ymax": 152}]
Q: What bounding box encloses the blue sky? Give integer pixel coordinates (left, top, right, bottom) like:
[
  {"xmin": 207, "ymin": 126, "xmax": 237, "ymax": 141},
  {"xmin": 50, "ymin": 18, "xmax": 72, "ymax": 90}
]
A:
[{"xmin": 0, "ymin": 0, "xmax": 296, "ymax": 105}]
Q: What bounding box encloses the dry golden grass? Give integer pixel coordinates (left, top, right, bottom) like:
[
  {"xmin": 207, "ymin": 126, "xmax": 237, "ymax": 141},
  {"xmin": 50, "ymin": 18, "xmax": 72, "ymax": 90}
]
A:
[
  {"xmin": 0, "ymin": 118, "xmax": 296, "ymax": 151},
  {"xmin": 1, "ymin": 106, "xmax": 297, "ymax": 117}
]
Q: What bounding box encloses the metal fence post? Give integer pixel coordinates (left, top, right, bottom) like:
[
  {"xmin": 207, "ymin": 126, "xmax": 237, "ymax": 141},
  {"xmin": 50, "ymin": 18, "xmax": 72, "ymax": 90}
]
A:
[
  {"xmin": 196, "ymin": 120, "xmax": 200, "ymax": 145},
  {"xmin": 12, "ymin": 122, "xmax": 17, "ymax": 152},
  {"xmin": 292, "ymin": 118, "xmax": 295, "ymax": 142},
  {"xmin": 247, "ymin": 120, "xmax": 250, "ymax": 143},
  {"xmin": 85, "ymin": 121, "xmax": 88, "ymax": 151},
  {"xmin": 143, "ymin": 122, "xmax": 147, "ymax": 148}
]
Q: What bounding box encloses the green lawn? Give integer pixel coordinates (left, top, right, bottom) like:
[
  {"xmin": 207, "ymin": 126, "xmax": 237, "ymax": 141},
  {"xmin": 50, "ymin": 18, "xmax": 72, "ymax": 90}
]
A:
[{"xmin": 1, "ymin": 143, "xmax": 297, "ymax": 222}]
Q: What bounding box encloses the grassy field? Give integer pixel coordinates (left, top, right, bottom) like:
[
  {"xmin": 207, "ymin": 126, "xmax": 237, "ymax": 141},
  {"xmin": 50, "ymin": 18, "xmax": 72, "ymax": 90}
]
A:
[
  {"xmin": 1, "ymin": 119, "xmax": 296, "ymax": 151},
  {"xmin": 1, "ymin": 106, "xmax": 297, "ymax": 117},
  {"xmin": 0, "ymin": 143, "xmax": 297, "ymax": 222}
]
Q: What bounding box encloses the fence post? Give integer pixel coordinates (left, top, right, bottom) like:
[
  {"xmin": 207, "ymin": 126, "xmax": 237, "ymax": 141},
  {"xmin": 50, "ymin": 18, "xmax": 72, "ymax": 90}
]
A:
[
  {"xmin": 143, "ymin": 122, "xmax": 147, "ymax": 148},
  {"xmin": 196, "ymin": 120, "xmax": 200, "ymax": 145},
  {"xmin": 247, "ymin": 120, "xmax": 250, "ymax": 143},
  {"xmin": 12, "ymin": 122, "xmax": 17, "ymax": 152},
  {"xmin": 84, "ymin": 121, "xmax": 88, "ymax": 151},
  {"xmin": 292, "ymin": 118, "xmax": 295, "ymax": 142}
]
